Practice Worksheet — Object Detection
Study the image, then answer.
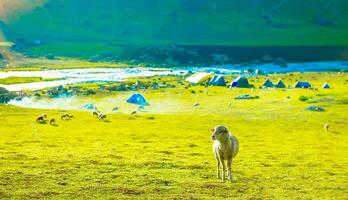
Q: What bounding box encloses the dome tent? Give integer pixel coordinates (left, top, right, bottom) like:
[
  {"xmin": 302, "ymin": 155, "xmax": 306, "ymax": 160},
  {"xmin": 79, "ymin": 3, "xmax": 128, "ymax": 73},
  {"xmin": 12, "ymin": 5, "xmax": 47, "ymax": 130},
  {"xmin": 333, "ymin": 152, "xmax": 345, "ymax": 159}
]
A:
[
  {"xmin": 294, "ymin": 81, "xmax": 311, "ymax": 88},
  {"xmin": 126, "ymin": 93, "xmax": 150, "ymax": 106},
  {"xmin": 84, "ymin": 103, "xmax": 97, "ymax": 110}
]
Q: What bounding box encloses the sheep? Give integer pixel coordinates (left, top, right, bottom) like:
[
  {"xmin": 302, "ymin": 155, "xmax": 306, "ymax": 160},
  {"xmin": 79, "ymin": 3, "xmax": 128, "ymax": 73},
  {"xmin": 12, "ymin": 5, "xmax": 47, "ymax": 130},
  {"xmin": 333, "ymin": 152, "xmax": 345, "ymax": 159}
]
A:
[
  {"xmin": 129, "ymin": 111, "xmax": 137, "ymax": 120},
  {"xmin": 61, "ymin": 113, "xmax": 72, "ymax": 120},
  {"xmin": 112, "ymin": 107, "xmax": 119, "ymax": 112},
  {"xmin": 98, "ymin": 114, "xmax": 107, "ymax": 121},
  {"xmin": 92, "ymin": 111, "xmax": 100, "ymax": 117},
  {"xmin": 131, "ymin": 111, "xmax": 137, "ymax": 116},
  {"xmin": 193, "ymin": 102, "xmax": 200, "ymax": 107},
  {"xmin": 324, "ymin": 123, "xmax": 330, "ymax": 132},
  {"xmin": 205, "ymin": 89, "xmax": 209, "ymax": 95},
  {"xmin": 228, "ymin": 101, "xmax": 232, "ymax": 108},
  {"xmin": 36, "ymin": 114, "xmax": 47, "ymax": 123},
  {"xmin": 49, "ymin": 118, "xmax": 56, "ymax": 125},
  {"xmin": 211, "ymin": 125, "xmax": 239, "ymax": 182}
]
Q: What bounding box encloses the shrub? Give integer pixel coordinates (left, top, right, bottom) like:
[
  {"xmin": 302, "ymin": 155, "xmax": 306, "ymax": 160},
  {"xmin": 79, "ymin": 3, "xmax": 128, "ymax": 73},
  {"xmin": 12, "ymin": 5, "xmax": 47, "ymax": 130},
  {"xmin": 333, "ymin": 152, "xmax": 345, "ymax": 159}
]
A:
[
  {"xmin": 299, "ymin": 96, "xmax": 309, "ymax": 102},
  {"xmin": 0, "ymin": 87, "xmax": 17, "ymax": 103}
]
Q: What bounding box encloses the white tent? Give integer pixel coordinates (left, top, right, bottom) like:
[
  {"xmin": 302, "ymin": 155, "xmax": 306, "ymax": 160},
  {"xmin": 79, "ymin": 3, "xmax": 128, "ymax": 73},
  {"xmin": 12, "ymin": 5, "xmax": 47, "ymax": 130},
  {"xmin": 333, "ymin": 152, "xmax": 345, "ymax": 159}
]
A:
[{"xmin": 185, "ymin": 72, "xmax": 213, "ymax": 84}]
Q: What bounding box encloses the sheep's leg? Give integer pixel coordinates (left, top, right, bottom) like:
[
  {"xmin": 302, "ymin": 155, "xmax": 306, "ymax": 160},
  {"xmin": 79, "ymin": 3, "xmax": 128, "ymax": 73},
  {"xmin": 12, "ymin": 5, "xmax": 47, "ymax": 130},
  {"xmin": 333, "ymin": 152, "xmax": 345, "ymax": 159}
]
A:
[
  {"xmin": 216, "ymin": 159, "xmax": 220, "ymax": 179},
  {"xmin": 227, "ymin": 159, "xmax": 233, "ymax": 182},
  {"xmin": 221, "ymin": 160, "xmax": 226, "ymax": 182}
]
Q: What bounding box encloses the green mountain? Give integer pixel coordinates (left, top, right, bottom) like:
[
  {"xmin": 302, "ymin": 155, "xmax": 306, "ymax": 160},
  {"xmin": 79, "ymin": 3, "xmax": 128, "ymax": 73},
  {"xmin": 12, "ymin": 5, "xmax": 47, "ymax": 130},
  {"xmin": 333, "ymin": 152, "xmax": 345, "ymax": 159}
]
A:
[{"xmin": 1, "ymin": 0, "xmax": 348, "ymax": 62}]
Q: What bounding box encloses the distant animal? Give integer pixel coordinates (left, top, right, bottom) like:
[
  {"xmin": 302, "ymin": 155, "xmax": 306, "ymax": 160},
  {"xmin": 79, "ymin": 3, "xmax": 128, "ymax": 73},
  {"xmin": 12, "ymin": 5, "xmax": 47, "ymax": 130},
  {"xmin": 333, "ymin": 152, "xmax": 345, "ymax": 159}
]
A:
[
  {"xmin": 211, "ymin": 125, "xmax": 239, "ymax": 182},
  {"xmin": 193, "ymin": 102, "xmax": 200, "ymax": 107},
  {"xmin": 131, "ymin": 111, "xmax": 137, "ymax": 116},
  {"xmin": 205, "ymin": 89, "xmax": 209, "ymax": 95},
  {"xmin": 324, "ymin": 123, "xmax": 330, "ymax": 132},
  {"xmin": 49, "ymin": 118, "xmax": 56, "ymax": 125},
  {"xmin": 228, "ymin": 102, "xmax": 232, "ymax": 108},
  {"xmin": 98, "ymin": 114, "xmax": 107, "ymax": 121},
  {"xmin": 36, "ymin": 114, "xmax": 47, "ymax": 123},
  {"xmin": 92, "ymin": 111, "xmax": 100, "ymax": 117},
  {"xmin": 112, "ymin": 107, "xmax": 119, "ymax": 112},
  {"xmin": 61, "ymin": 113, "xmax": 72, "ymax": 120}
]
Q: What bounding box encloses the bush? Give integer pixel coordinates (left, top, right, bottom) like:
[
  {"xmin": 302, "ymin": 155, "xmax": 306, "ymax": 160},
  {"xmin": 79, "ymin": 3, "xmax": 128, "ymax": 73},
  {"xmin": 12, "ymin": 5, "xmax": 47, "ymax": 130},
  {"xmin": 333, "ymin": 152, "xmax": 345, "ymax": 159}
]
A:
[
  {"xmin": 299, "ymin": 96, "xmax": 309, "ymax": 102},
  {"xmin": 0, "ymin": 87, "xmax": 17, "ymax": 103}
]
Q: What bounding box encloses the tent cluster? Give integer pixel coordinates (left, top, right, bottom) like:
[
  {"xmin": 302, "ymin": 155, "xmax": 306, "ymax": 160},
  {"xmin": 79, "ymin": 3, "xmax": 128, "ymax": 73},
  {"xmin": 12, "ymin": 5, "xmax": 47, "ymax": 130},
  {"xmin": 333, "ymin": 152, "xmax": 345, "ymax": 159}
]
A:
[
  {"xmin": 185, "ymin": 72, "xmax": 227, "ymax": 86},
  {"xmin": 186, "ymin": 72, "xmax": 331, "ymax": 89},
  {"xmin": 262, "ymin": 79, "xmax": 286, "ymax": 88},
  {"xmin": 185, "ymin": 72, "xmax": 249, "ymax": 88}
]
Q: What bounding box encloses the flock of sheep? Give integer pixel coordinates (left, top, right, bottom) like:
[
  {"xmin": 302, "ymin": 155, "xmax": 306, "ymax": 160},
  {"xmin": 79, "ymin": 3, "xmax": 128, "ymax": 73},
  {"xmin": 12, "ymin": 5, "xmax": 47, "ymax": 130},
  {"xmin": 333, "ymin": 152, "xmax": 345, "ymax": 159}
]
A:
[
  {"xmin": 33, "ymin": 92, "xmax": 330, "ymax": 183},
  {"xmin": 35, "ymin": 111, "xmax": 241, "ymax": 182}
]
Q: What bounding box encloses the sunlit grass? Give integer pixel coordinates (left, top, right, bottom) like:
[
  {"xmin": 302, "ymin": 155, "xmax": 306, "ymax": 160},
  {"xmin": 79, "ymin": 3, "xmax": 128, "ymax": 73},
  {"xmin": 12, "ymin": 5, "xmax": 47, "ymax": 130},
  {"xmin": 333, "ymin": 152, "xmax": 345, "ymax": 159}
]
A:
[{"xmin": 0, "ymin": 72, "xmax": 347, "ymax": 199}]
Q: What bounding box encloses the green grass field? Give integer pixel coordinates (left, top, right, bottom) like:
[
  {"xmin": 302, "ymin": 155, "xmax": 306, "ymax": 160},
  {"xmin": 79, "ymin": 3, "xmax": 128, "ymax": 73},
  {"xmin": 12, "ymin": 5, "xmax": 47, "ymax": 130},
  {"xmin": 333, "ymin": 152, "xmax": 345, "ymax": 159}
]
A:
[
  {"xmin": 0, "ymin": 72, "xmax": 347, "ymax": 199},
  {"xmin": 0, "ymin": 77, "xmax": 61, "ymax": 85}
]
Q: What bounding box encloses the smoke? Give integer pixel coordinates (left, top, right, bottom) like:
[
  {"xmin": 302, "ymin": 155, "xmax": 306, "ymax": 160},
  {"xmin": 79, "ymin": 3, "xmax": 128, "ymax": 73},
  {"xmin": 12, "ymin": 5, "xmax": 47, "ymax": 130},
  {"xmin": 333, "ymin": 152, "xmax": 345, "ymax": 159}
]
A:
[
  {"xmin": 0, "ymin": 0, "xmax": 47, "ymax": 67},
  {"xmin": 9, "ymin": 95, "xmax": 188, "ymax": 115}
]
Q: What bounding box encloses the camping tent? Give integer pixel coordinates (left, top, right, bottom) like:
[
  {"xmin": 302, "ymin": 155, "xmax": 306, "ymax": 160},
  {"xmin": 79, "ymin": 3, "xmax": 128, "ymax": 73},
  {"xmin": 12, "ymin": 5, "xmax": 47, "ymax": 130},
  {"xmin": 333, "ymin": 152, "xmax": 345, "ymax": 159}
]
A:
[
  {"xmin": 294, "ymin": 81, "xmax": 311, "ymax": 88},
  {"xmin": 322, "ymin": 83, "xmax": 330, "ymax": 89},
  {"xmin": 229, "ymin": 76, "xmax": 250, "ymax": 88},
  {"xmin": 185, "ymin": 72, "xmax": 213, "ymax": 84},
  {"xmin": 84, "ymin": 103, "xmax": 97, "ymax": 110},
  {"xmin": 275, "ymin": 79, "xmax": 286, "ymax": 88},
  {"xmin": 208, "ymin": 75, "xmax": 226, "ymax": 86},
  {"xmin": 262, "ymin": 79, "xmax": 274, "ymax": 87},
  {"xmin": 126, "ymin": 93, "xmax": 150, "ymax": 106}
]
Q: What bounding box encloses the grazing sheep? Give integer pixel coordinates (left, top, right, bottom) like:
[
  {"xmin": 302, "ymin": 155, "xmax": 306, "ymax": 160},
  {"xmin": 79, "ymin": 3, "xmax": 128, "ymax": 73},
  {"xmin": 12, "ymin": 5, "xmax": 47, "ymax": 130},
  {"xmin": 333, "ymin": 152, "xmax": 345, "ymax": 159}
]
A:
[
  {"xmin": 36, "ymin": 114, "xmax": 47, "ymax": 123},
  {"xmin": 61, "ymin": 113, "xmax": 71, "ymax": 120},
  {"xmin": 129, "ymin": 111, "xmax": 137, "ymax": 120},
  {"xmin": 324, "ymin": 123, "xmax": 330, "ymax": 132},
  {"xmin": 211, "ymin": 125, "xmax": 239, "ymax": 182},
  {"xmin": 49, "ymin": 118, "xmax": 56, "ymax": 125},
  {"xmin": 98, "ymin": 114, "xmax": 107, "ymax": 121},
  {"xmin": 92, "ymin": 111, "xmax": 100, "ymax": 117},
  {"xmin": 205, "ymin": 89, "xmax": 209, "ymax": 95},
  {"xmin": 112, "ymin": 107, "xmax": 119, "ymax": 112},
  {"xmin": 228, "ymin": 101, "xmax": 232, "ymax": 108},
  {"xmin": 193, "ymin": 102, "xmax": 200, "ymax": 107}
]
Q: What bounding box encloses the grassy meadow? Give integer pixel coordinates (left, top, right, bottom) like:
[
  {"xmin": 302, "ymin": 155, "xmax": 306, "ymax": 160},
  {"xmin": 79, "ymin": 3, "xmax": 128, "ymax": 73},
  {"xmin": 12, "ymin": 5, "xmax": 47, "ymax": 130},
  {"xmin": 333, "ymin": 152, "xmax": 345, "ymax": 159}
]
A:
[{"xmin": 0, "ymin": 72, "xmax": 347, "ymax": 199}]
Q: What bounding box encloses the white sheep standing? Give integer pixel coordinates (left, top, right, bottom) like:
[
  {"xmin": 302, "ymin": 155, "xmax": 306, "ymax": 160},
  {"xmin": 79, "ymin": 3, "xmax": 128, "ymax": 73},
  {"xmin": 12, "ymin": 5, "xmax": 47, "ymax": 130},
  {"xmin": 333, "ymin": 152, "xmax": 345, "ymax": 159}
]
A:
[
  {"xmin": 324, "ymin": 123, "xmax": 330, "ymax": 132},
  {"xmin": 211, "ymin": 125, "xmax": 239, "ymax": 182}
]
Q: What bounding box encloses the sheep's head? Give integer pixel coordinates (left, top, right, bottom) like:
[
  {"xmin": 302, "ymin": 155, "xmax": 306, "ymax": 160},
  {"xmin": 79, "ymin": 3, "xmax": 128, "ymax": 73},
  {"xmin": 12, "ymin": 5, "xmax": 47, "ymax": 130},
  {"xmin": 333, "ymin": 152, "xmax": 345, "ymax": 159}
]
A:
[{"xmin": 211, "ymin": 125, "xmax": 228, "ymax": 141}]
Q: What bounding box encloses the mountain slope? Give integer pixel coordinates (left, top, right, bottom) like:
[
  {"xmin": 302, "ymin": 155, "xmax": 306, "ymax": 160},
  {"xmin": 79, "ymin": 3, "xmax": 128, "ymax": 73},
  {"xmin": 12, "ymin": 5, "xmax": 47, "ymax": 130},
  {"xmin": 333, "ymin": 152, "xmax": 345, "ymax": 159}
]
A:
[{"xmin": 3, "ymin": 0, "xmax": 348, "ymax": 46}]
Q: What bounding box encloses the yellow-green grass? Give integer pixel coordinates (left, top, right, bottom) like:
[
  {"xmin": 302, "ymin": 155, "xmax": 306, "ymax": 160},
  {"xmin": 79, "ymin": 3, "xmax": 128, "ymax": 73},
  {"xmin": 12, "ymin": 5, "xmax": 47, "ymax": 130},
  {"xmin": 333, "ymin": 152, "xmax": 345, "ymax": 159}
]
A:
[
  {"xmin": 0, "ymin": 77, "xmax": 61, "ymax": 85},
  {"xmin": 0, "ymin": 54, "xmax": 132, "ymax": 71},
  {"xmin": 0, "ymin": 73, "xmax": 347, "ymax": 199}
]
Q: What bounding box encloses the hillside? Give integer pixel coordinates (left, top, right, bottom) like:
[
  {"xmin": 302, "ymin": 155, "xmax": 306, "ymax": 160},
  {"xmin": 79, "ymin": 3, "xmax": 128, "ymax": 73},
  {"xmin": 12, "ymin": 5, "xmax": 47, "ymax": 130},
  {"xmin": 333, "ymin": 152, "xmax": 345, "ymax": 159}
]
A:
[{"xmin": 1, "ymin": 0, "xmax": 348, "ymax": 63}]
